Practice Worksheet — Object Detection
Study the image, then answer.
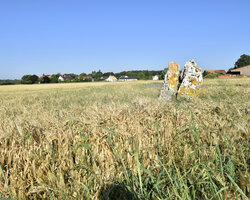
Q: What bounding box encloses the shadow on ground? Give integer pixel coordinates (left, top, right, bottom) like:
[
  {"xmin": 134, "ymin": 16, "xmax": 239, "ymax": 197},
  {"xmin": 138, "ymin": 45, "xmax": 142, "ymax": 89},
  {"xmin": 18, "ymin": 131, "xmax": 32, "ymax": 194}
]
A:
[{"xmin": 98, "ymin": 184, "xmax": 139, "ymax": 200}]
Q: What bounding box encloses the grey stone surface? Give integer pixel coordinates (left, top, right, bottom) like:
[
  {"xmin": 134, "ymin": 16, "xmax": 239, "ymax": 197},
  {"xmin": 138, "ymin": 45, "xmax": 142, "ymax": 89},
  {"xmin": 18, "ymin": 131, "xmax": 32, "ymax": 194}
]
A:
[{"xmin": 177, "ymin": 60, "xmax": 203, "ymax": 99}]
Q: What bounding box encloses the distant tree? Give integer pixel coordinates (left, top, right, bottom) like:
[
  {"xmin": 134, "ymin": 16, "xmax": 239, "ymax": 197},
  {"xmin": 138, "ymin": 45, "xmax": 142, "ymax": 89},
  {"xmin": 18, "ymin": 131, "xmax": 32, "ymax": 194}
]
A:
[
  {"xmin": 137, "ymin": 71, "xmax": 146, "ymax": 80},
  {"xmin": 202, "ymin": 70, "xmax": 209, "ymax": 77},
  {"xmin": 0, "ymin": 79, "xmax": 20, "ymax": 85},
  {"xmin": 91, "ymin": 71, "xmax": 96, "ymax": 78},
  {"xmin": 114, "ymin": 70, "xmax": 163, "ymax": 80},
  {"xmin": 91, "ymin": 70, "xmax": 103, "ymax": 80},
  {"xmin": 103, "ymin": 72, "xmax": 114, "ymax": 77},
  {"xmin": 21, "ymin": 74, "xmax": 38, "ymax": 84},
  {"xmin": 30, "ymin": 75, "xmax": 39, "ymax": 83},
  {"xmin": 21, "ymin": 76, "xmax": 31, "ymax": 84},
  {"xmin": 234, "ymin": 54, "xmax": 250, "ymax": 69},
  {"xmin": 50, "ymin": 74, "xmax": 59, "ymax": 83},
  {"xmin": 95, "ymin": 70, "xmax": 103, "ymax": 79},
  {"xmin": 160, "ymin": 67, "xmax": 168, "ymax": 80},
  {"xmin": 40, "ymin": 76, "xmax": 50, "ymax": 83},
  {"xmin": 227, "ymin": 67, "xmax": 234, "ymax": 74},
  {"xmin": 115, "ymin": 71, "xmax": 126, "ymax": 78},
  {"xmin": 79, "ymin": 73, "xmax": 87, "ymax": 80}
]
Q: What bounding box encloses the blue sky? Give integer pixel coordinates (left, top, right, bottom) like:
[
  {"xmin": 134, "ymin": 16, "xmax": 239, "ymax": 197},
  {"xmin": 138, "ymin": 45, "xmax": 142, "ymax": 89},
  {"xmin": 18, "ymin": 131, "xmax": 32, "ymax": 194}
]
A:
[{"xmin": 0, "ymin": 0, "xmax": 250, "ymax": 79}]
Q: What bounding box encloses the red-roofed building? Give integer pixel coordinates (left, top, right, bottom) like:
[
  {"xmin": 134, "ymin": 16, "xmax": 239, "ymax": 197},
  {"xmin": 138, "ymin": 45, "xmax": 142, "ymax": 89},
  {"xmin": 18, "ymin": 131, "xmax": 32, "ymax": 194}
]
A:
[
  {"xmin": 204, "ymin": 70, "xmax": 226, "ymax": 74},
  {"xmin": 230, "ymin": 65, "xmax": 250, "ymax": 76}
]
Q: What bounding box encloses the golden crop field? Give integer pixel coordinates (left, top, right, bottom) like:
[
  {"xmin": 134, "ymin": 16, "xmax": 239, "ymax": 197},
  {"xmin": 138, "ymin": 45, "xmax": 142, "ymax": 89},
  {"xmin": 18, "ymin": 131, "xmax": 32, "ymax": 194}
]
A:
[{"xmin": 0, "ymin": 79, "xmax": 249, "ymax": 200}]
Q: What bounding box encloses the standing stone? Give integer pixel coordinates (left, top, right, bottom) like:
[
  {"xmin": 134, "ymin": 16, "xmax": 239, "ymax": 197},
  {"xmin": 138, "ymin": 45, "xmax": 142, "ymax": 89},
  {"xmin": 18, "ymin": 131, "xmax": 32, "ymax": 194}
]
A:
[
  {"xmin": 159, "ymin": 62, "xmax": 180, "ymax": 100},
  {"xmin": 176, "ymin": 60, "xmax": 203, "ymax": 99}
]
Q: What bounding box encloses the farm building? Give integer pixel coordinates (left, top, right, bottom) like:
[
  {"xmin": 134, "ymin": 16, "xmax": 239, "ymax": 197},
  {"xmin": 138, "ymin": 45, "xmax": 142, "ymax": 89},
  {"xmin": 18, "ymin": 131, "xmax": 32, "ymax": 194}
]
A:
[
  {"xmin": 204, "ymin": 70, "xmax": 226, "ymax": 74},
  {"xmin": 58, "ymin": 75, "xmax": 74, "ymax": 81},
  {"xmin": 119, "ymin": 76, "xmax": 138, "ymax": 81},
  {"xmin": 101, "ymin": 76, "xmax": 108, "ymax": 80},
  {"xmin": 105, "ymin": 75, "xmax": 117, "ymax": 82},
  {"xmin": 152, "ymin": 75, "xmax": 159, "ymax": 80},
  {"xmin": 58, "ymin": 76, "xmax": 64, "ymax": 81},
  {"xmin": 81, "ymin": 75, "xmax": 92, "ymax": 81},
  {"xmin": 230, "ymin": 65, "xmax": 250, "ymax": 76}
]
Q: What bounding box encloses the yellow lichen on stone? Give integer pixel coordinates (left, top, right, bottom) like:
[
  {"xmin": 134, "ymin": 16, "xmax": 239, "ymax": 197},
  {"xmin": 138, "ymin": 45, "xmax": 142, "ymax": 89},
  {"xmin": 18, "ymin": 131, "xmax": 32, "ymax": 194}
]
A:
[
  {"xmin": 169, "ymin": 62, "xmax": 179, "ymax": 73},
  {"xmin": 159, "ymin": 61, "xmax": 180, "ymax": 99},
  {"xmin": 187, "ymin": 88, "xmax": 195, "ymax": 95},
  {"xmin": 167, "ymin": 75, "xmax": 175, "ymax": 85},
  {"xmin": 177, "ymin": 87, "xmax": 197, "ymax": 99},
  {"xmin": 178, "ymin": 87, "xmax": 186, "ymax": 95},
  {"xmin": 191, "ymin": 78, "xmax": 198, "ymax": 85}
]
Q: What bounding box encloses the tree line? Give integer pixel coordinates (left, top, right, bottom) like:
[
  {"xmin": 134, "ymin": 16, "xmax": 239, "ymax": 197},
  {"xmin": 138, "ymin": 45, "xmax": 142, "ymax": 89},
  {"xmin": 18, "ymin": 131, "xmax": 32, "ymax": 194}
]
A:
[{"xmin": 0, "ymin": 70, "xmax": 164, "ymax": 85}]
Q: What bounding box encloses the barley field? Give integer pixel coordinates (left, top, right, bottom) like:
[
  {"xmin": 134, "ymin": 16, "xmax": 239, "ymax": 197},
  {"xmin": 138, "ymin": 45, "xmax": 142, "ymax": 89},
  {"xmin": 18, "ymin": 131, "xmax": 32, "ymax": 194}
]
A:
[{"xmin": 0, "ymin": 79, "xmax": 249, "ymax": 200}]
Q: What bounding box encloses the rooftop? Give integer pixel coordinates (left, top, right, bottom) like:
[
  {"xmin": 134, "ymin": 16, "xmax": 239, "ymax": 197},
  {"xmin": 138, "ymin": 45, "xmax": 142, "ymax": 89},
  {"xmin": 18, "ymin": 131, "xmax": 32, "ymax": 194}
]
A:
[{"xmin": 230, "ymin": 65, "xmax": 250, "ymax": 71}]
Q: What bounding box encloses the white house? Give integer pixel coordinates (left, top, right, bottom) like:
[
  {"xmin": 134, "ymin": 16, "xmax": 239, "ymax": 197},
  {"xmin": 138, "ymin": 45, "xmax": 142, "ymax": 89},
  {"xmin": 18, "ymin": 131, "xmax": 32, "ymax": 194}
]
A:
[
  {"xmin": 152, "ymin": 75, "xmax": 159, "ymax": 80},
  {"xmin": 58, "ymin": 76, "xmax": 65, "ymax": 82},
  {"xmin": 105, "ymin": 75, "xmax": 117, "ymax": 82},
  {"xmin": 119, "ymin": 76, "xmax": 138, "ymax": 81}
]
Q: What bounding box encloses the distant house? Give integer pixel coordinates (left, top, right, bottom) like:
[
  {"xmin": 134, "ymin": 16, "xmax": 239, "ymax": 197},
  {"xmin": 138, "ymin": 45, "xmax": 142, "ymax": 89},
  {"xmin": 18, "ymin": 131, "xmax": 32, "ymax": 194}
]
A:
[
  {"xmin": 81, "ymin": 75, "xmax": 92, "ymax": 81},
  {"xmin": 119, "ymin": 76, "xmax": 138, "ymax": 81},
  {"xmin": 230, "ymin": 65, "xmax": 250, "ymax": 76},
  {"xmin": 204, "ymin": 70, "xmax": 226, "ymax": 74},
  {"xmin": 63, "ymin": 75, "xmax": 74, "ymax": 81},
  {"xmin": 152, "ymin": 75, "xmax": 159, "ymax": 80},
  {"xmin": 105, "ymin": 75, "xmax": 117, "ymax": 82},
  {"xmin": 58, "ymin": 76, "xmax": 64, "ymax": 81},
  {"xmin": 58, "ymin": 75, "xmax": 74, "ymax": 81},
  {"xmin": 101, "ymin": 76, "xmax": 109, "ymax": 80}
]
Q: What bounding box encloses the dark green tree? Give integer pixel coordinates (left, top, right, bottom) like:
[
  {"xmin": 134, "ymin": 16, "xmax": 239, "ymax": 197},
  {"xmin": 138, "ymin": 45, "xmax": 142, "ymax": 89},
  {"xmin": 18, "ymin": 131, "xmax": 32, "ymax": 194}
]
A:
[
  {"xmin": 95, "ymin": 70, "xmax": 103, "ymax": 79},
  {"xmin": 21, "ymin": 74, "xmax": 38, "ymax": 84},
  {"xmin": 90, "ymin": 71, "xmax": 96, "ymax": 78},
  {"xmin": 202, "ymin": 70, "xmax": 209, "ymax": 77},
  {"xmin": 40, "ymin": 76, "xmax": 50, "ymax": 83},
  {"xmin": 160, "ymin": 68, "xmax": 168, "ymax": 80},
  {"xmin": 137, "ymin": 71, "xmax": 146, "ymax": 80},
  {"xmin": 103, "ymin": 72, "xmax": 114, "ymax": 76},
  {"xmin": 227, "ymin": 68, "xmax": 234, "ymax": 74},
  {"xmin": 50, "ymin": 74, "xmax": 59, "ymax": 83},
  {"xmin": 91, "ymin": 70, "xmax": 103, "ymax": 80},
  {"xmin": 114, "ymin": 70, "xmax": 163, "ymax": 80},
  {"xmin": 30, "ymin": 75, "xmax": 39, "ymax": 83},
  {"xmin": 234, "ymin": 54, "xmax": 250, "ymax": 69}
]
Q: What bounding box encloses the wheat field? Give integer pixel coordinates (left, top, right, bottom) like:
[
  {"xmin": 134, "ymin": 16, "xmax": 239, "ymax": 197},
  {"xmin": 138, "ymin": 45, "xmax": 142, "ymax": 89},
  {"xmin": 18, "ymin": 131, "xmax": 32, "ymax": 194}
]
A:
[{"xmin": 0, "ymin": 79, "xmax": 249, "ymax": 200}]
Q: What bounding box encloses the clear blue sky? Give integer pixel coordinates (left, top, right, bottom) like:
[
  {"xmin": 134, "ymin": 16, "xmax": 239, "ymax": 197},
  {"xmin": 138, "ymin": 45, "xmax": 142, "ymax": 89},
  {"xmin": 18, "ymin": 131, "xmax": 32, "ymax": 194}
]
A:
[{"xmin": 1, "ymin": 0, "xmax": 250, "ymax": 79}]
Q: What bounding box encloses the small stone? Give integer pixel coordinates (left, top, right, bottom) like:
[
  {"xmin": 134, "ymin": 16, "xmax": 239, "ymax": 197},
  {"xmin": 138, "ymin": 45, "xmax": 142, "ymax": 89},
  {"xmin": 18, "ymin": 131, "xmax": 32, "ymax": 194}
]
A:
[
  {"xmin": 159, "ymin": 62, "xmax": 180, "ymax": 100},
  {"xmin": 177, "ymin": 60, "xmax": 203, "ymax": 99}
]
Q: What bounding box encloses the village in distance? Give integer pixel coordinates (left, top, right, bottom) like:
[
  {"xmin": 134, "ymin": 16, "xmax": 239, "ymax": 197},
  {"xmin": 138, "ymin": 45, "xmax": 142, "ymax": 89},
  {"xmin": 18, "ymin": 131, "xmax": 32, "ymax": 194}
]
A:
[{"xmin": 0, "ymin": 54, "xmax": 250, "ymax": 85}]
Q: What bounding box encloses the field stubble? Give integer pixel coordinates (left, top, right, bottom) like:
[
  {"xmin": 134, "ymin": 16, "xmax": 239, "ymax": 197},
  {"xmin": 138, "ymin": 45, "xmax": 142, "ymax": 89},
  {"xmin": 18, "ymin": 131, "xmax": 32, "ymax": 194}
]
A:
[{"xmin": 0, "ymin": 79, "xmax": 249, "ymax": 199}]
